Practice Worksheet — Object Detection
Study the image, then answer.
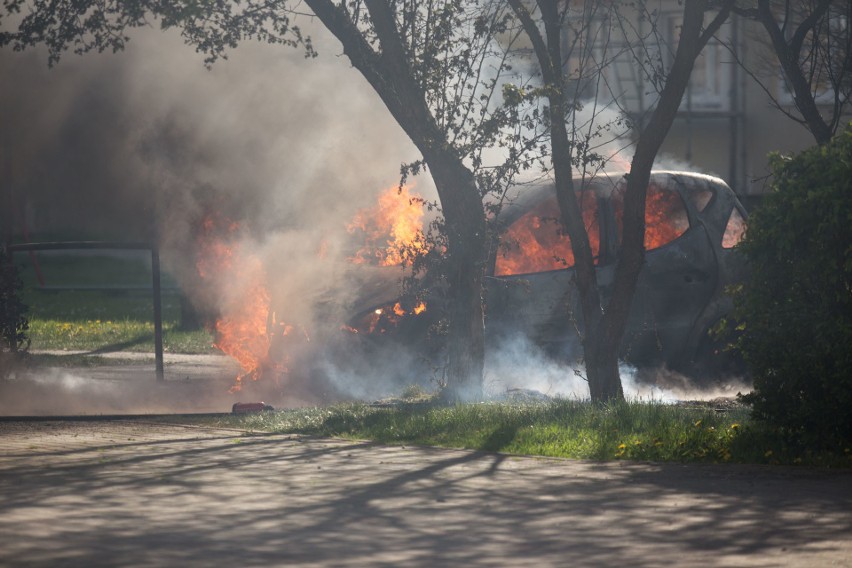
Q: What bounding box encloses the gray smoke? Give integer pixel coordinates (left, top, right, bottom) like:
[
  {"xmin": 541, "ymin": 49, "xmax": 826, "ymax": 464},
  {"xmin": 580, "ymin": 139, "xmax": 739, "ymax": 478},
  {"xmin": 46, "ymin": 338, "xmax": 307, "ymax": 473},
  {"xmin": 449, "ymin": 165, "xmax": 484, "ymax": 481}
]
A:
[
  {"xmin": 483, "ymin": 335, "xmax": 747, "ymax": 403},
  {"xmin": 0, "ymin": 22, "xmax": 443, "ymax": 411}
]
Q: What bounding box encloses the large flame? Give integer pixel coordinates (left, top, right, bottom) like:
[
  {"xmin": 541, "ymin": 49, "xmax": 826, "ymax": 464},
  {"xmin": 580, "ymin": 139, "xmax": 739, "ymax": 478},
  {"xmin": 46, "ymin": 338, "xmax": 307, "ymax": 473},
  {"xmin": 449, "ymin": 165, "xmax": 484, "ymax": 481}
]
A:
[
  {"xmin": 495, "ymin": 182, "xmax": 692, "ymax": 276},
  {"xmin": 195, "ymin": 214, "xmax": 273, "ymax": 392},
  {"xmin": 496, "ymin": 190, "xmax": 600, "ymax": 276},
  {"xmin": 614, "ymin": 182, "xmax": 689, "ymax": 249},
  {"xmin": 348, "ymin": 185, "xmax": 428, "ymax": 266}
]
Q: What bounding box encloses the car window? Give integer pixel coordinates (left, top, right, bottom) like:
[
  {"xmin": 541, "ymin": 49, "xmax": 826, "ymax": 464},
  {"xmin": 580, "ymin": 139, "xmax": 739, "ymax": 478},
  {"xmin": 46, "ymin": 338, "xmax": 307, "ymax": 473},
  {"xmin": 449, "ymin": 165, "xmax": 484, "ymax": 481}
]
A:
[
  {"xmin": 495, "ymin": 191, "xmax": 599, "ymax": 276},
  {"xmin": 614, "ymin": 182, "xmax": 690, "ymax": 250},
  {"xmin": 722, "ymin": 207, "xmax": 746, "ymax": 248}
]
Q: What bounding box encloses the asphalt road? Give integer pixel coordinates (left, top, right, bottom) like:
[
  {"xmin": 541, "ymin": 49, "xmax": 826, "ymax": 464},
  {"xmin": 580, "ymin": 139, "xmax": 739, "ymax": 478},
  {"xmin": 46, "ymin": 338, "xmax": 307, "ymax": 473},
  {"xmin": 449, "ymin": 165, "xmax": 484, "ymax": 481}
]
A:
[{"xmin": 1, "ymin": 419, "xmax": 850, "ymax": 567}]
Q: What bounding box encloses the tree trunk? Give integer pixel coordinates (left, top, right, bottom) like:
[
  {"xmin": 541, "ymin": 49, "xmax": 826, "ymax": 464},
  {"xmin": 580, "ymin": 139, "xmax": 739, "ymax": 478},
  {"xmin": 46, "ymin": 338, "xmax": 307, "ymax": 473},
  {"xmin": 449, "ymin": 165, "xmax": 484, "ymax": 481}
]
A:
[
  {"xmin": 514, "ymin": 0, "xmax": 731, "ymax": 402},
  {"xmin": 425, "ymin": 150, "xmax": 487, "ymax": 401},
  {"xmin": 756, "ymin": 0, "xmax": 834, "ymax": 145},
  {"xmin": 594, "ymin": 1, "xmax": 733, "ymax": 401},
  {"xmin": 304, "ymin": 0, "xmax": 488, "ymax": 400},
  {"xmin": 585, "ymin": 332, "xmax": 624, "ymax": 401},
  {"xmin": 525, "ymin": 0, "xmax": 625, "ymax": 401}
]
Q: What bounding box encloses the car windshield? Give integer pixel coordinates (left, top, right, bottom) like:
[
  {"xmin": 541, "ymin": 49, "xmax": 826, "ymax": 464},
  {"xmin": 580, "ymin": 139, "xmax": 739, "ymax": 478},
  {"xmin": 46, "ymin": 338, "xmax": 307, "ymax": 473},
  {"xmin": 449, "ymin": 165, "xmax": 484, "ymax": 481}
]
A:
[{"xmin": 495, "ymin": 190, "xmax": 600, "ymax": 276}]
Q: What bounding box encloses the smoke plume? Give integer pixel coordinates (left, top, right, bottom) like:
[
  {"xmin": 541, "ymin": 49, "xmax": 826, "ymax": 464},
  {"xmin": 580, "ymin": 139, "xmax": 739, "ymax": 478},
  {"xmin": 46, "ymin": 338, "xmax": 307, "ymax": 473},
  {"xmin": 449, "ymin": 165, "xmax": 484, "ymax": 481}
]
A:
[{"xmin": 0, "ymin": 21, "xmax": 442, "ymax": 412}]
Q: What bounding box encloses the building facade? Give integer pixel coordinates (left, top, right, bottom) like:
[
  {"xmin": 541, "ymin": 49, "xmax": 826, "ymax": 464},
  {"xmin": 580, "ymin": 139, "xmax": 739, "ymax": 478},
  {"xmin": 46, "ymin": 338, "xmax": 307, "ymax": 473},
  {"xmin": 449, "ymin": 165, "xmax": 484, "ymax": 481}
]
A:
[{"xmin": 559, "ymin": 1, "xmax": 850, "ymax": 209}]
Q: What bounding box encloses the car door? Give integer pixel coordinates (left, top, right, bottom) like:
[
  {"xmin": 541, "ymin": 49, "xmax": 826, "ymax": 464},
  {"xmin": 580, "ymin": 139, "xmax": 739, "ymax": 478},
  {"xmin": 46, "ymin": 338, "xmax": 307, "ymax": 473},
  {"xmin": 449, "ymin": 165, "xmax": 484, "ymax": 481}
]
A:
[
  {"xmin": 612, "ymin": 176, "xmax": 718, "ymax": 365},
  {"xmin": 485, "ymin": 187, "xmax": 603, "ymax": 360}
]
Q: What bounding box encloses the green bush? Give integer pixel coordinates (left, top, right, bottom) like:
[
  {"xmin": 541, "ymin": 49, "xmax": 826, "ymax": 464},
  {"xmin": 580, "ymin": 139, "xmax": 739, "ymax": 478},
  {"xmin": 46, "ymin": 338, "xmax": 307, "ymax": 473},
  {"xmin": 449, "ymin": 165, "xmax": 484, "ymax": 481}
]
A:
[
  {"xmin": 1, "ymin": 251, "xmax": 30, "ymax": 372},
  {"xmin": 732, "ymin": 125, "xmax": 852, "ymax": 447}
]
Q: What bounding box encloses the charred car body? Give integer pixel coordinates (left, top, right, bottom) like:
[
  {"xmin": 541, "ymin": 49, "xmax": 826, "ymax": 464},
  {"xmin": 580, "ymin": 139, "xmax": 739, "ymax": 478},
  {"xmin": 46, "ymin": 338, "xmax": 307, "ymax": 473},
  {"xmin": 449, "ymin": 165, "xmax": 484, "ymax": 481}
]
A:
[{"xmin": 342, "ymin": 171, "xmax": 748, "ymax": 381}]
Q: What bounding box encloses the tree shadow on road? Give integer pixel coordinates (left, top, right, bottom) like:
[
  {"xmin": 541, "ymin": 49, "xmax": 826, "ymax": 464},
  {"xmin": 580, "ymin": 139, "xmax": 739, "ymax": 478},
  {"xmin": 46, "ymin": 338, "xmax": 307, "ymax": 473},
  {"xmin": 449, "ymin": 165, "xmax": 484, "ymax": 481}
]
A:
[{"xmin": 0, "ymin": 420, "xmax": 850, "ymax": 567}]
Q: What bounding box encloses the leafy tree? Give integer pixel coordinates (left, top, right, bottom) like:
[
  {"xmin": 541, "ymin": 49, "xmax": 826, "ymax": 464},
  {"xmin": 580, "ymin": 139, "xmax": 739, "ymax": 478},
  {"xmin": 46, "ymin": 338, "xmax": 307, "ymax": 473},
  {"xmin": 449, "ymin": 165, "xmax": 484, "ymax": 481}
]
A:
[
  {"xmin": 0, "ymin": 248, "xmax": 29, "ymax": 374},
  {"xmin": 732, "ymin": 124, "xmax": 852, "ymax": 446}
]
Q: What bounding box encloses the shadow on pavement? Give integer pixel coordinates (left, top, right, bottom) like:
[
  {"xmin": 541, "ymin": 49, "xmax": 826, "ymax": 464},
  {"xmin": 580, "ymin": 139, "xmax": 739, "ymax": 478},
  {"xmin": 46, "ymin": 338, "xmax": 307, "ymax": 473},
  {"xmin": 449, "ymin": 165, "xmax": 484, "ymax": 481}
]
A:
[{"xmin": 0, "ymin": 420, "xmax": 850, "ymax": 567}]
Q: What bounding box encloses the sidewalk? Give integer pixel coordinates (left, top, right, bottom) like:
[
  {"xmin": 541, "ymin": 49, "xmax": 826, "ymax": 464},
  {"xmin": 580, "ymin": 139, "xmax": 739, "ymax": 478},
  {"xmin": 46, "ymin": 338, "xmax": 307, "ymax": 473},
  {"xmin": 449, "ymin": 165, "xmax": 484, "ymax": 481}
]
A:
[
  {"xmin": 0, "ymin": 352, "xmax": 298, "ymax": 416},
  {"xmin": 1, "ymin": 419, "xmax": 850, "ymax": 567}
]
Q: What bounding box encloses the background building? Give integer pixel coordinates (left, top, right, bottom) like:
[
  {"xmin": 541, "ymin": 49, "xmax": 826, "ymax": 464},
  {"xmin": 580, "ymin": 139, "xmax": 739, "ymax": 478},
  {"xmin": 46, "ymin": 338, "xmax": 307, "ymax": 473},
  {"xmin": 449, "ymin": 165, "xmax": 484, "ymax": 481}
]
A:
[{"xmin": 560, "ymin": 1, "xmax": 850, "ymax": 210}]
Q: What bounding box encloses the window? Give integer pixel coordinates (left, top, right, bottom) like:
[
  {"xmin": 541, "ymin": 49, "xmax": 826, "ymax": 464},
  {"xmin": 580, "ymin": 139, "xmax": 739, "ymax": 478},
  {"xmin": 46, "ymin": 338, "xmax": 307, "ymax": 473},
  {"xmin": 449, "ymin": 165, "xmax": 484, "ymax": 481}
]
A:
[
  {"xmin": 562, "ymin": 8, "xmax": 735, "ymax": 114},
  {"xmin": 563, "ymin": 13, "xmax": 646, "ymax": 114},
  {"xmin": 664, "ymin": 13, "xmax": 734, "ymax": 112},
  {"xmin": 614, "ymin": 182, "xmax": 690, "ymax": 250},
  {"xmin": 495, "ymin": 191, "xmax": 600, "ymax": 276},
  {"xmin": 722, "ymin": 208, "xmax": 746, "ymax": 249}
]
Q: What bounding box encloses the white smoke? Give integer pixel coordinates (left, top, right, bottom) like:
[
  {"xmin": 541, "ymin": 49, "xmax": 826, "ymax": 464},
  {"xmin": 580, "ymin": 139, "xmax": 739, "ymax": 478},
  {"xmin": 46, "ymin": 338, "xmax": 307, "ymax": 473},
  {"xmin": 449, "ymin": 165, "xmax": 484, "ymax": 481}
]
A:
[{"xmin": 482, "ymin": 335, "xmax": 746, "ymax": 403}]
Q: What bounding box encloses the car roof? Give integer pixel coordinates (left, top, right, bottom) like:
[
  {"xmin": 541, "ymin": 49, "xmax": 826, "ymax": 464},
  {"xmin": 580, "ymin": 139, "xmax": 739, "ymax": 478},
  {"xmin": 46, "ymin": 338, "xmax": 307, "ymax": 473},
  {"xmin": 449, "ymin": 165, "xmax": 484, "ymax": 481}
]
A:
[{"xmin": 496, "ymin": 170, "xmax": 730, "ymax": 224}]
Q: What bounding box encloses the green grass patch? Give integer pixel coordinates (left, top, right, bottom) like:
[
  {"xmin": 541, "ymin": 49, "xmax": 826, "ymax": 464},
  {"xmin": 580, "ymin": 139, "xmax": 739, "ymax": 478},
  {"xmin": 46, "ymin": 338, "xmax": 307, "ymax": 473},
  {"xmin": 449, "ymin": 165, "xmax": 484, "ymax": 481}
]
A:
[
  {"xmin": 167, "ymin": 399, "xmax": 852, "ymax": 467},
  {"xmin": 22, "ymin": 290, "xmax": 215, "ymax": 354}
]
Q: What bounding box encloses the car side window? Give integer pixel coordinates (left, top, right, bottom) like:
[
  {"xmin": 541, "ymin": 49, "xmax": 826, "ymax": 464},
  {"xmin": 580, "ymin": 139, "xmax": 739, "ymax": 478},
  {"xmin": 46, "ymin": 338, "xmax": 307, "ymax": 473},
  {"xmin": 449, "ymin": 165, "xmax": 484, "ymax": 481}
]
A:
[
  {"xmin": 614, "ymin": 182, "xmax": 690, "ymax": 250},
  {"xmin": 495, "ymin": 191, "xmax": 599, "ymax": 276},
  {"xmin": 722, "ymin": 207, "xmax": 746, "ymax": 248}
]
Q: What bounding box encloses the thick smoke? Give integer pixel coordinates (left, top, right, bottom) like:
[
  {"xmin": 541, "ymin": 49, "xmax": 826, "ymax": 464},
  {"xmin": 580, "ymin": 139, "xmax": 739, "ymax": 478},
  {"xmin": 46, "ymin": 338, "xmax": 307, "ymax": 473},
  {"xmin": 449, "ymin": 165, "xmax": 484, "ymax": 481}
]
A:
[
  {"xmin": 483, "ymin": 335, "xmax": 748, "ymax": 403},
  {"xmin": 0, "ymin": 22, "xmax": 440, "ymax": 412}
]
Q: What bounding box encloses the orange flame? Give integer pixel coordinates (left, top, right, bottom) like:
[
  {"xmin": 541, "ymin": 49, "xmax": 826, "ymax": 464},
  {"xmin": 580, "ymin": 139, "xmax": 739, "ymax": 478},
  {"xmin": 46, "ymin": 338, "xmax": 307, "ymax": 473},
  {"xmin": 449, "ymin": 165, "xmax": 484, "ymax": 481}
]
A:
[
  {"xmin": 195, "ymin": 214, "xmax": 274, "ymax": 392},
  {"xmin": 349, "ymin": 301, "xmax": 428, "ymax": 335},
  {"xmin": 495, "ymin": 190, "xmax": 600, "ymax": 276},
  {"xmin": 614, "ymin": 182, "xmax": 690, "ymax": 249},
  {"xmin": 495, "ymin": 182, "xmax": 695, "ymax": 276},
  {"xmin": 348, "ymin": 185, "xmax": 428, "ymax": 266}
]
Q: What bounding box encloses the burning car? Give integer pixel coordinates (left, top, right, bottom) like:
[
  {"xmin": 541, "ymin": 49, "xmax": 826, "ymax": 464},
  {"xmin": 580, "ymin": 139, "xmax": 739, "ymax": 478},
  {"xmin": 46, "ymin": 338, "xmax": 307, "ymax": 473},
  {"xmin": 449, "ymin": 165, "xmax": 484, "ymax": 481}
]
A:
[{"xmin": 342, "ymin": 171, "xmax": 747, "ymax": 382}]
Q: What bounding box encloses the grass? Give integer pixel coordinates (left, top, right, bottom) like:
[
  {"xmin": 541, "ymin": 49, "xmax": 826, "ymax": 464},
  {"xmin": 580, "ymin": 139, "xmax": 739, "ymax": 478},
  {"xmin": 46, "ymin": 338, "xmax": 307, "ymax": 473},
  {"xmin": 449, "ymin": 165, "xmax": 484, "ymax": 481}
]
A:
[
  {"xmin": 166, "ymin": 398, "xmax": 852, "ymax": 468},
  {"xmin": 9, "ymin": 250, "xmax": 851, "ymax": 468},
  {"xmin": 14, "ymin": 252, "xmax": 215, "ymax": 354}
]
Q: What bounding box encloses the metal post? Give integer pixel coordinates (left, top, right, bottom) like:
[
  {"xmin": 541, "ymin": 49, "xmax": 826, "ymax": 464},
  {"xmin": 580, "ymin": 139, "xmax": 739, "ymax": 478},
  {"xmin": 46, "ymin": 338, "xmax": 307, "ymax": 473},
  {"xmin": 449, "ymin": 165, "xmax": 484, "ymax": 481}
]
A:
[{"xmin": 151, "ymin": 246, "xmax": 165, "ymax": 381}]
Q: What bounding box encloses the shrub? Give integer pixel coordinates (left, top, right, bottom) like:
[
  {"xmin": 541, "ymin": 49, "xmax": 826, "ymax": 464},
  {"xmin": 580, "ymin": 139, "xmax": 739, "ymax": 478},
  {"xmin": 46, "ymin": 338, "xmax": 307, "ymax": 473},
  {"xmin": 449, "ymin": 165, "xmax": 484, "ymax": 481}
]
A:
[
  {"xmin": 0, "ymin": 250, "xmax": 30, "ymax": 358},
  {"xmin": 732, "ymin": 125, "xmax": 852, "ymax": 447}
]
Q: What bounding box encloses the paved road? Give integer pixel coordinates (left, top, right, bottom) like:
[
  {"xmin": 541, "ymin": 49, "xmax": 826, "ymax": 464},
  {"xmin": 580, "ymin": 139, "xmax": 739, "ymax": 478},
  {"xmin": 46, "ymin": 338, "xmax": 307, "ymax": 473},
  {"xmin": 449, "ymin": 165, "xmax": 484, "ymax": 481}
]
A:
[
  {"xmin": 0, "ymin": 419, "xmax": 850, "ymax": 567},
  {"xmin": 0, "ymin": 353, "xmax": 311, "ymax": 416}
]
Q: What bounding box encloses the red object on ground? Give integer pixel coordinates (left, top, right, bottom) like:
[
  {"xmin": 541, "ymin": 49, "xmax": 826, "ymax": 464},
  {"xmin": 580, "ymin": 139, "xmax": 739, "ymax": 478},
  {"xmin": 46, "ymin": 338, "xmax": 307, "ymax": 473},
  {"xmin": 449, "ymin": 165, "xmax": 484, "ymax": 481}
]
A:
[{"xmin": 231, "ymin": 402, "xmax": 275, "ymax": 414}]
